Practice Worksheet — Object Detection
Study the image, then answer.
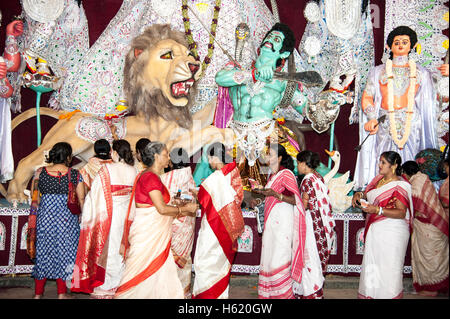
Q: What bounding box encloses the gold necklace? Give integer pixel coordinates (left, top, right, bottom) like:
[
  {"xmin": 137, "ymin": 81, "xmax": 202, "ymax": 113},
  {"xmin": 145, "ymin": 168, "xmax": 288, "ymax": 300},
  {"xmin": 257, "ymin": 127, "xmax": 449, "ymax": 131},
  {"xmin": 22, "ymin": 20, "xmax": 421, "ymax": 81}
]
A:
[
  {"xmin": 386, "ymin": 58, "xmax": 416, "ymax": 150},
  {"xmin": 377, "ymin": 176, "xmax": 394, "ymax": 188}
]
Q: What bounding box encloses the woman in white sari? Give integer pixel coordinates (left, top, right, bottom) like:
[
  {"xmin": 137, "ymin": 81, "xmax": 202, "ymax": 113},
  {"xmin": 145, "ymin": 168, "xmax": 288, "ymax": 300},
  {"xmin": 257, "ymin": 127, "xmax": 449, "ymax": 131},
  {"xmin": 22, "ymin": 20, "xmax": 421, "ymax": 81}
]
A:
[
  {"xmin": 255, "ymin": 144, "xmax": 306, "ymax": 299},
  {"xmin": 353, "ymin": 151, "xmax": 413, "ymax": 299},
  {"xmin": 114, "ymin": 142, "xmax": 197, "ymax": 299},
  {"xmin": 72, "ymin": 140, "xmax": 137, "ymax": 299},
  {"xmin": 161, "ymin": 147, "xmax": 197, "ymax": 298},
  {"xmin": 295, "ymin": 150, "xmax": 335, "ymax": 299},
  {"xmin": 192, "ymin": 143, "xmax": 244, "ymax": 299}
]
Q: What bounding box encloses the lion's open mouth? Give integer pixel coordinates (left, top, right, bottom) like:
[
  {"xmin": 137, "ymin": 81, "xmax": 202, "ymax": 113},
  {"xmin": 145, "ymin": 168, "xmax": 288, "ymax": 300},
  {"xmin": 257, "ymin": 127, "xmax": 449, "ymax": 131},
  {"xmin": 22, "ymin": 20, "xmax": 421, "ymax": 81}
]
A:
[{"xmin": 171, "ymin": 78, "xmax": 195, "ymax": 98}]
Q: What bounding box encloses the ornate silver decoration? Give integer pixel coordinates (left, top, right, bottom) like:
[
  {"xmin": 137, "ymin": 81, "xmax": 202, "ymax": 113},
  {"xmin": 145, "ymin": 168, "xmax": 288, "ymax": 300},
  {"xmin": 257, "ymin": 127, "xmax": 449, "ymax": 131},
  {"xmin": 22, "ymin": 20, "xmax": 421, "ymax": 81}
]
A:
[
  {"xmin": 306, "ymin": 90, "xmax": 350, "ymax": 133},
  {"xmin": 22, "ymin": 0, "xmax": 65, "ymax": 23},
  {"xmin": 279, "ymin": 81, "xmax": 297, "ymax": 108},
  {"xmin": 324, "ymin": 0, "xmax": 362, "ymax": 40},
  {"xmin": 229, "ymin": 118, "xmax": 275, "ymax": 166},
  {"xmin": 304, "ymin": 36, "xmax": 321, "ymax": 63},
  {"xmin": 21, "ymin": 73, "xmax": 62, "ymax": 91},
  {"xmin": 304, "ymin": 1, "xmax": 321, "ymax": 23}
]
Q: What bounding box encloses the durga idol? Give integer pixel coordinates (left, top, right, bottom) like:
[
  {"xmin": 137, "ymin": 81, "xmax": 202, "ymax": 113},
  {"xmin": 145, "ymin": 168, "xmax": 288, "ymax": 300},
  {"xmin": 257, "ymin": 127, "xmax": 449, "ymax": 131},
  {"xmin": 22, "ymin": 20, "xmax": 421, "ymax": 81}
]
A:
[{"xmin": 353, "ymin": 26, "xmax": 440, "ymax": 190}]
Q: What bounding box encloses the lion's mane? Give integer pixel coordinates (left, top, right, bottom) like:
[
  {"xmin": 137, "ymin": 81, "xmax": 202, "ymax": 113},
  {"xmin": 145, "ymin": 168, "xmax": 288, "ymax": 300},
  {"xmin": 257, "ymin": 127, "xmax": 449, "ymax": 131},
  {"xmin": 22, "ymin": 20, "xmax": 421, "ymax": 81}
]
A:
[{"xmin": 124, "ymin": 24, "xmax": 197, "ymax": 129}]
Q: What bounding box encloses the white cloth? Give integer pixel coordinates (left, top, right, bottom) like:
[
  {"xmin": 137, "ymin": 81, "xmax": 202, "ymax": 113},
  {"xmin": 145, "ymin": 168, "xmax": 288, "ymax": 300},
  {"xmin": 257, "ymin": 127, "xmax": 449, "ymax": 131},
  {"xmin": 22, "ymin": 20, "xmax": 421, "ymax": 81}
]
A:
[
  {"xmin": 259, "ymin": 201, "xmax": 295, "ymax": 298},
  {"xmin": 358, "ymin": 218, "xmax": 410, "ymax": 299},
  {"xmin": 192, "ymin": 163, "xmax": 243, "ymax": 299},
  {"xmin": 0, "ymin": 98, "xmax": 14, "ymax": 182},
  {"xmin": 193, "ymin": 214, "xmax": 231, "ymax": 299},
  {"xmin": 358, "ymin": 180, "xmax": 412, "ymax": 299},
  {"xmin": 292, "ymin": 210, "xmax": 325, "ymax": 297},
  {"xmin": 82, "ymin": 162, "xmax": 137, "ymax": 295}
]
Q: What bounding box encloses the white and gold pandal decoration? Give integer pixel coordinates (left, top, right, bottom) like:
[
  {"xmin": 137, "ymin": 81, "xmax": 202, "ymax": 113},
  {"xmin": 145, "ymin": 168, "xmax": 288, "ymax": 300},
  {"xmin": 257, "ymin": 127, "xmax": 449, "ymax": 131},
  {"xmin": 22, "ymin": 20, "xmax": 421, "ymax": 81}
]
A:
[
  {"xmin": 296, "ymin": 0, "xmax": 375, "ymax": 126},
  {"xmin": 9, "ymin": 0, "xmax": 89, "ymax": 113}
]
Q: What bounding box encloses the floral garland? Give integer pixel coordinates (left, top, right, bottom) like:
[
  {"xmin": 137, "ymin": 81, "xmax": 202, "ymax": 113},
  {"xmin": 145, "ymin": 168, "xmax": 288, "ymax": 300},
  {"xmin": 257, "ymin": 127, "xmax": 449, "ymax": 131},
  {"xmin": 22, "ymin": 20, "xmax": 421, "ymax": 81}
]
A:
[
  {"xmin": 181, "ymin": 0, "xmax": 221, "ymax": 77},
  {"xmin": 386, "ymin": 58, "xmax": 416, "ymax": 150}
]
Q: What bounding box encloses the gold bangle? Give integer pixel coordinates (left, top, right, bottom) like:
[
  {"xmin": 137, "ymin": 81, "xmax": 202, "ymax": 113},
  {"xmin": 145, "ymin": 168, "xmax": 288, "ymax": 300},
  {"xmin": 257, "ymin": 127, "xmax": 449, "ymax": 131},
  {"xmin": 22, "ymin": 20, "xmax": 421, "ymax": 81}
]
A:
[
  {"xmin": 279, "ymin": 194, "xmax": 283, "ymax": 201},
  {"xmin": 176, "ymin": 206, "xmax": 181, "ymax": 218}
]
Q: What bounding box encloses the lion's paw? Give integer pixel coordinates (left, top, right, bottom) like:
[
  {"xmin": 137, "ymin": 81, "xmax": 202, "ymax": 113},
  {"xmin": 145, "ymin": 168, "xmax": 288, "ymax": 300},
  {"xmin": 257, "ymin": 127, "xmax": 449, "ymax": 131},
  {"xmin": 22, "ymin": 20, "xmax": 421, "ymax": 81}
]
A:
[{"xmin": 6, "ymin": 191, "xmax": 29, "ymax": 205}]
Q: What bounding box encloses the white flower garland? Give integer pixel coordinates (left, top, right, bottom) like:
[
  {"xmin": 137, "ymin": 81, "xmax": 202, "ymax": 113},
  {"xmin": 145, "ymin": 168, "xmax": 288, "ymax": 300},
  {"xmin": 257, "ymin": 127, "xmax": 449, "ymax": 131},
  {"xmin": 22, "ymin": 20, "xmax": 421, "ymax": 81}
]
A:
[{"xmin": 386, "ymin": 58, "xmax": 416, "ymax": 149}]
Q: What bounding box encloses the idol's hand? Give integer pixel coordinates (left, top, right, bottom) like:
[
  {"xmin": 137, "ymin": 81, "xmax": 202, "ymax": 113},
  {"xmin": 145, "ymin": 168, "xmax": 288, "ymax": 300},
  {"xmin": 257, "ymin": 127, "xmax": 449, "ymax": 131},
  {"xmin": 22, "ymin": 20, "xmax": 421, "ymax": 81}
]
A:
[
  {"xmin": 255, "ymin": 65, "xmax": 274, "ymax": 83},
  {"xmin": 6, "ymin": 20, "xmax": 24, "ymax": 37},
  {"xmin": 364, "ymin": 119, "xmax": 379, "ymax": 135},
  {"xmin": 437, "ymin": 64, "xmax": 449, "ymax": 77}
]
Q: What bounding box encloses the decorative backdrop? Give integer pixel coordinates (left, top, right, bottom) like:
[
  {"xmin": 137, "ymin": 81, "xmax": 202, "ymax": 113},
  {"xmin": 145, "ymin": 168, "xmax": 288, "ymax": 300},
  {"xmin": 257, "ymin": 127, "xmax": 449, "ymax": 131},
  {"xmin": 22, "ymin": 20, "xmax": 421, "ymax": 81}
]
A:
[
  {"xmin": 0, "ymin": 0, "xmax": 444, "ymax": 277},
  {"xmin": 0, "ymin": 0, "xmax": 447, "ymax": 186}
]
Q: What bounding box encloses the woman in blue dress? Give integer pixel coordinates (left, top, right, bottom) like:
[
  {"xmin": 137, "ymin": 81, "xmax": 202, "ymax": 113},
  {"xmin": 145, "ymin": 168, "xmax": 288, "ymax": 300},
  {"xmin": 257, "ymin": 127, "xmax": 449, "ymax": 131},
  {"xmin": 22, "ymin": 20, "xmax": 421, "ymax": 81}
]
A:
[{"xmin": 30, "ymin": 142, "xmax": 85, "ymax": 299}]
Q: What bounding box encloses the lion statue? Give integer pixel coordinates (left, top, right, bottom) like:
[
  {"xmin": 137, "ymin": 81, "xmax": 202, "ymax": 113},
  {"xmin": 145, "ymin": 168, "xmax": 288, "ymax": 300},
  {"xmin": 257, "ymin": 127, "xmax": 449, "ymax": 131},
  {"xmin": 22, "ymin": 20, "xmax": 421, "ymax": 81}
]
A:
[{"xmin": 5, "ymin": 24, "xmax": 233, "ymax": 203}]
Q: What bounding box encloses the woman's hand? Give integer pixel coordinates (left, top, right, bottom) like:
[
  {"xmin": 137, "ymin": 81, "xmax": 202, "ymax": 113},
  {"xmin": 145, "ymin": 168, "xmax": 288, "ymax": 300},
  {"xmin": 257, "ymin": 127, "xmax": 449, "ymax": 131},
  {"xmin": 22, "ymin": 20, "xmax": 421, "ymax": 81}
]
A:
[
  {"xmin": 189, "ymin": 188, "xmax": 199, "ymax": 197},
  {"xmin": 352, "ymin": 192, "xmax": 363, "ymax": 208},
  {"xmin": 181, "ymin": 202, "xmax": 199, "ymax": 217},
  {"xmin": 360, "ymin": 204, "xmax": 378, "ymax": 215},
  {"xmin": 253, "ymin": 188, "xmax": 278, "ymax": 198}
]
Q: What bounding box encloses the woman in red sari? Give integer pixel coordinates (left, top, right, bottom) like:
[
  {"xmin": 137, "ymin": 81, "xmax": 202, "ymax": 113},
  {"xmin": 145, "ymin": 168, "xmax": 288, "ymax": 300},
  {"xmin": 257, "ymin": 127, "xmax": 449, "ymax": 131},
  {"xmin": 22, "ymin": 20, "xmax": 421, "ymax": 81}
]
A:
[
  {"xmin": 114, "ymin": 142, "xmax": 198, "ymax": 299},
  {"xmin": 353, "ymin": 151, "xmax": 413, "ymax": 299},
  {"xmin": 402, "ymin": 160, "xmax": 448, "ymax": 296}
]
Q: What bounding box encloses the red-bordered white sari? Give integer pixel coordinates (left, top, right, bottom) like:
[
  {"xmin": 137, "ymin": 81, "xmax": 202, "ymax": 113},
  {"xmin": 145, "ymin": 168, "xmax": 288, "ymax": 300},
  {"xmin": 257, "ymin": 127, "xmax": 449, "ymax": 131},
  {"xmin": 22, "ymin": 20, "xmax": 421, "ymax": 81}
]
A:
[
  {"xmin": 410, "ymin": 172, "xmax": 448, "ymax": 293},
  {"xmin": 358, "ymin": 175, "xmax": 413, "ymax": 299},
  {"xmin": 192, "ymin": 162, "xmax": 244, "ymax": 299},
  {"xmin": 160, "ymin": 167, "xmax": 196, "ymax": 298},
  {"xmin": 79, "ymin": 157, "xmax": 113, "ymax": 190},
  {"xmin": 71, "ymin": 162, "xmax": 137, "ymax": 298},
  {"xmin": 293, "ymin": 172, "xmax": 335, "ymax": 299},
  {"xmin": 258, "ymin": 169, "xmax": 306, "ymax": 299},
  {"xmin": 114, "ymin": 172, "xmax": 184, "ymax": 299}
]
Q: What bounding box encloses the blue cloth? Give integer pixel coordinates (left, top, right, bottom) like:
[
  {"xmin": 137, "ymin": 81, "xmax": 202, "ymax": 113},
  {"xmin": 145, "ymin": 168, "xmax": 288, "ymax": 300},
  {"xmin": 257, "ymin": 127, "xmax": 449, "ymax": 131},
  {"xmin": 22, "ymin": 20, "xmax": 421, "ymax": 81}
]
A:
[
  {"xmin": 32, "ymin": 168, "xmax": 83, "ymax": 281},
  {"xmin": 32, "ymin": 194, "xmax": 80, "ymax": 280}
]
